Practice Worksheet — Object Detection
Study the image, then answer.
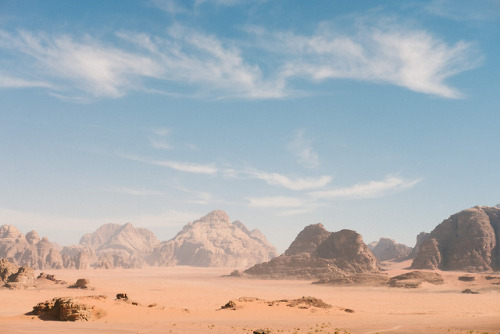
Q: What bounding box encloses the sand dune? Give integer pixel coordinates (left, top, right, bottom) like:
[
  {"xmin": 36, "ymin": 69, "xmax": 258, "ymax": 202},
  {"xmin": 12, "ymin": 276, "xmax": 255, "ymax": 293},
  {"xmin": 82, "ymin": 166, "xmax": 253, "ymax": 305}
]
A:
[{"xmin": 1, "ymin": 260, "xmax": 499, "ymax": 333}]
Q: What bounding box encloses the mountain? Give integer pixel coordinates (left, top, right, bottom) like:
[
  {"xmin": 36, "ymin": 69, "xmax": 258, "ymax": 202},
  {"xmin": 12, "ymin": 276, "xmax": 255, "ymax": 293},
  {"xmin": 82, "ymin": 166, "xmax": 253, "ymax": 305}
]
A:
[
  {"xmin": 0, "ymin": 225, "xmax": 64, "ymax": 269},
  {"xmin": 244, "ymin": 224, "xmax": 380, "ymax": 281},
  {"xmin": 411, "ymin": 206, "xmax": 500, "ymax": 272},
  {"xmin": 77, "ymin": 223, "xmax": 160, "ymax": 268},
  {"xmin": 369, "ymin": 238, "xmax": 412, "ymax": 262},
  {"xmin": 146, "ymin": 210, "xmax": 277, "ymax": 267}
]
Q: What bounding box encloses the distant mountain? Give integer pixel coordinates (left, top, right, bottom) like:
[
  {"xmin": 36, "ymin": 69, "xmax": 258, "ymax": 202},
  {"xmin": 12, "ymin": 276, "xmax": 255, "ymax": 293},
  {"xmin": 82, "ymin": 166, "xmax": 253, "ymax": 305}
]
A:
[
  {"xmin": 146, "ymin": 210, "xmax": 277, "ymax": 267},
  {"xmin": 0, "ymin": 225, "xmax": 64, "ymax": 269},
  {"xmin": 244, "ymin": 224, "xmax": 381, "ymax": 281},
  {"xmin": 369, "ymin": 238, "xmax": 412, "ymax": 262},
  {"xmin": 0, "ymin": 210, "xmax": 277, "ymax": 269},
  {"xmin": 78, "ymin": 223, "xmax": 160, "ymax": 268},
  {"xmin": 411, "ymin": 206, "xmax": 500, "ymax": 272}
]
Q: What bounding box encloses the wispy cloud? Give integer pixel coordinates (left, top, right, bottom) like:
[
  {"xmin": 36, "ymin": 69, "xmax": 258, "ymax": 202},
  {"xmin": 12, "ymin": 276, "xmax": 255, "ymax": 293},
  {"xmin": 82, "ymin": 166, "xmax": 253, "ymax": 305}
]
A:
[
  {"xmin": 149, "ymin": 128, "xmax": 173, "ymax": 150},
  {"xmin": 0, "ymin": 14, "xmax": 479, "ymax": 100},
  {"xmin": 0, "ymin": 73, "xmax": 52, "ymax": 89},
  {"xmin": 309, "ymin": 175, "xmax": 421, "ymax": 200},
  {"xmin": 120, "ymin": 154, "xmax": 218, "ymax": 175},
  {"xmin": 0, "ymin": 30, "xmax": 162, "ymax": 98},
  {"xmin": 244, "ymin": 169, "xmax": 332, "ymax": 191},
  {"xmin": 287, "ymin": 129, "xmax": 319, "ymax": 168},
  {"xmin": 264, "ymin": 23, "xmax": 480, "ymax": 99}
]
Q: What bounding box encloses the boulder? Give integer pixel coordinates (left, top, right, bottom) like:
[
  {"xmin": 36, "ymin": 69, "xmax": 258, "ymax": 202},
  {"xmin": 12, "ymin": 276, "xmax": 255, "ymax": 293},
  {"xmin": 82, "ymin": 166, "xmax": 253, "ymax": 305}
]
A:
[{"xmin": 32, "ymin": 297, "xmax": 96, "ymax": 321}]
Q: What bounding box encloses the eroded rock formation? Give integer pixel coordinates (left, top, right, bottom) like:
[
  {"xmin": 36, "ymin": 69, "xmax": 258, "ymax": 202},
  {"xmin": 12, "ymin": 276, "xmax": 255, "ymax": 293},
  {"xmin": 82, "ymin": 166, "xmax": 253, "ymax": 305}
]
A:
[
  {"xmin": 244, "ymin": 224, "xmax": 380, "ymax": 281},
  {"xmin": 411, "ymin": 206, "xmax": 500, "ymax": 272}
]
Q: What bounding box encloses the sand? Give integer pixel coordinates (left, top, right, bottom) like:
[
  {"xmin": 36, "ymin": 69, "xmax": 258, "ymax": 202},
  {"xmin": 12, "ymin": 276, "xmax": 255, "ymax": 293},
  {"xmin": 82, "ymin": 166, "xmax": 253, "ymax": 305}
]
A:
[{"xmin": 1, "ymin": 260, "xmax": 499, "ymax": 334}]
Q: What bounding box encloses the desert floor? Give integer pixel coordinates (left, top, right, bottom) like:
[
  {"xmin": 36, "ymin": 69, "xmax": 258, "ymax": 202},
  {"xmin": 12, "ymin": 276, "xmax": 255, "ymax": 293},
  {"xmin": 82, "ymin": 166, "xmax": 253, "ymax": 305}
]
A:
[{"xmin": 1, "ymin": 260, "xmax": 499, "ymax": 334}]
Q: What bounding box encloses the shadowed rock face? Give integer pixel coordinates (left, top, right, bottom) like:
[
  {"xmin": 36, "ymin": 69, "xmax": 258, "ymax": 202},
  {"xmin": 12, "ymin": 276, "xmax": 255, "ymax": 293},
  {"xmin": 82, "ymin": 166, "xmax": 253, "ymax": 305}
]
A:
[
  {"xmin": 284, "ymin": 224, "xmax": 331, "ymax": 256},
  {"xmin": 146, "ymin": 210, "xmax": 277, "ymax": 267},
  {"xmin": 244, "ymin": 225, "xmax": 380, "ymax": 280},
  {"xmin": 369, "ymin": 238, "xmax": 412, "ymax": 262},
  {"xmin": 411, "ymin": 206, "xmax": 500, "ymax": 272}
]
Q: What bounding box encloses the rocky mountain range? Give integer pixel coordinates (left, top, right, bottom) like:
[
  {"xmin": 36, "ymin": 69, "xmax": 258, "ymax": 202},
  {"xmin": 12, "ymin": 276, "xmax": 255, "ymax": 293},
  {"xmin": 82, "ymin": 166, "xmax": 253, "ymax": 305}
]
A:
[
  {"xmin": 146, "ymin": 210, "xmax": 277, "ymax": 267},
  {"xmin": 368, "ymin": 238, "xmax": 412, "ymax": 262},
  {"xmin": 411, "ymin": 205, "xmax": 500, "ymax": 272},
  {"xmin": 0, "ymin": 210, "xmax": 277, "ymax": 269},
  {"xmin": 243, "ymin": 224, "xmax": 381, "ymax": 281}
]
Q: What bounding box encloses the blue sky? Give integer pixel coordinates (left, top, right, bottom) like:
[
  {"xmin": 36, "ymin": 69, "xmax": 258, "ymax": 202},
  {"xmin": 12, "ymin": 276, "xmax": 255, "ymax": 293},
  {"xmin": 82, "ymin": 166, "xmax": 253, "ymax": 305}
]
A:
[{"xmin": 1, "ymin": 0, "xmax": 499, "ymax": 252}]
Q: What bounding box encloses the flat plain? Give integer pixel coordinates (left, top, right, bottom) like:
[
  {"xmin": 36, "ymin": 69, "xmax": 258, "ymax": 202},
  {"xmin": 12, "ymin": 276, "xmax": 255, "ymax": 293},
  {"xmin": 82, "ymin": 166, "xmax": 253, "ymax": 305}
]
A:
[{"xmin": 1, "ymin": 260, "xmax": 499, "ymax": 334}]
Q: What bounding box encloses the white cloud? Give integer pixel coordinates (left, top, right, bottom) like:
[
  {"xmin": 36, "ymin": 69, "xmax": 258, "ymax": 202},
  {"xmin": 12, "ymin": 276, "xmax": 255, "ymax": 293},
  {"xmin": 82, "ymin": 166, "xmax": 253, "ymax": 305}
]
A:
[
  {"xmin": 271, "ymin": 25, "xmax": 479, "ymax": 99},
  {"xmin": 287, "ymin": 129, "xmax": 319, "ymax": 168},
  {"xmin": 149, "ymin": 138, "xmax": 173, "ymax": 150},
  {"xmin": 119, "ymin": 154, "xmax": 218, "ymax": 175},
  {"xmin": 0, "ymin": 17, "xmax": 478, "ymax": 100},
  {"xmin": 245, "ymin": 169, "xmax": 332, "ymax": 191},
  {"xmin": 149, "ymin": 0, "xmax": 187, "ymax": 15},
  {"xmin": 309, "ymin": 175, "xmax": 421, "ymax": 200},
  {"xmin": 0, "ymin": 30, "xmax": 163, "ymax": 98},
  {"xmin": 0, "ymin": 73, "xmax": 52, "ymax": 89}
]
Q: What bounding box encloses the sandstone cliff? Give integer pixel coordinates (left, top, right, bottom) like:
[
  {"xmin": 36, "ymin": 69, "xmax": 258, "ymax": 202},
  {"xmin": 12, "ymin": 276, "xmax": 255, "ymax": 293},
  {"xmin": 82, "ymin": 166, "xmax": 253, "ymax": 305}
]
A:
[
  {"xmin": 369, "ymin": 238, "xmax": 412, "ymax": 262},
  {"xmin": 0, "ymin": 225, "xmax": 64, "ymax": 269},
  {"xmin": 244, "ymin": 224, "xmax": 380, "ymax": 281},
  {"xmin": 411, "ymin": 206, "xmax": 500, "ymax": 272},
  {"xmin": 146, "ymin": 210, "xmax": 277, "ymax": 267}
]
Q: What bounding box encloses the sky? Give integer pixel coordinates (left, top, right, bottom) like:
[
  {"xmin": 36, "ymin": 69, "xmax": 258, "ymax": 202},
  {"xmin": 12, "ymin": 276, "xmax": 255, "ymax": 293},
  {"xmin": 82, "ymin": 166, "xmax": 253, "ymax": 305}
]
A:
[{"xmin": 0, "ymin": 0, "xmax": 499, "ymax": 252}]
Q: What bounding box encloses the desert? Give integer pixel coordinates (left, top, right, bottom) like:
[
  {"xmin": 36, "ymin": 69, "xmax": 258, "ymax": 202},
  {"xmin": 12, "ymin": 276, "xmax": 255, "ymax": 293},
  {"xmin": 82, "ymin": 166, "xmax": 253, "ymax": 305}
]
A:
[
  {"xmin": 1, "ymin": 207, "xmax": 500, "ymax": 333},
  {"xmin": 1, "ymin": 261, "xmax": 500, "ymax": 334}
]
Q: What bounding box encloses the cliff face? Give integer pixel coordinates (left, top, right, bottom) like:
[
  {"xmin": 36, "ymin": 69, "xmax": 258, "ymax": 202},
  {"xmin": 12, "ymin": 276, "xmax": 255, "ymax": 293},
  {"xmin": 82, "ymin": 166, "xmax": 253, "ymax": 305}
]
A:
[
  {"xmin": 146, "ymin": 210, "xmax": 277, "ymax": 268},
  {"xmin": 244, "ymin": 224, "xmax": 380, "ymax": 280},
  {"xmin": 411, "ymin": 206, "xmax": 500, "ymax": 272}
]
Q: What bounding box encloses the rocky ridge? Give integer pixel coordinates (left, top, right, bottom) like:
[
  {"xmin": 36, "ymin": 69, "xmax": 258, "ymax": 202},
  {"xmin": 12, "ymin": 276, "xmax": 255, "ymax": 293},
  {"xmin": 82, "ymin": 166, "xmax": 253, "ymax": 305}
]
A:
[
  {"xmin": 1, "ymin": 210, "xmax": 277, "ymax": 269},
  {"xmin": 244, "ymin": 224, "xmax": 381, "ymax": 282},
  {"xmin": 411, "ymin": 206, "xmax": 500, "ymax": 272}
]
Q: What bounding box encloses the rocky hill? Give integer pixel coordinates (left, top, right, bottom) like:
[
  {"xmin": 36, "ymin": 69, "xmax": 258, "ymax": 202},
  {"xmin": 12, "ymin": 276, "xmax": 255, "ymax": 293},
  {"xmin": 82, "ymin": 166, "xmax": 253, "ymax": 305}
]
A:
[
  {"xmin": 243, "ymin": 224, "xmax": 381, "ymax": 281},
  {"xmin": 146, "ymin": 210, "xmax": 277, "ymax": 267},
  {"xmin": 78, "ymin": 223, "xmax": 160, "ymax": 268},
  {"xmin": 411, "ymin": 206, "xmax": 500, "ymax": 272},
  {"xmin": 0, "ymin": 225, "xmax": 65, "ymax": 269},
  {"xmin": 369, "ymin": 238, "xmax": 412, "ymax": 262}
]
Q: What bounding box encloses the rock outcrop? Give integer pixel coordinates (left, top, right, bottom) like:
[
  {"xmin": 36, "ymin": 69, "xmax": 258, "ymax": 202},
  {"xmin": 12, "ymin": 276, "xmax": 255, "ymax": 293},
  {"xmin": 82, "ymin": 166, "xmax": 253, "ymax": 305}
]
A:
[
  {"xmin": 244, "ymin": 224, "xmax": 381, "ymax": 281},
  {"xmin": 32, "ymin": 296, "xmax": 104, "ymax": 321},
  {"xmin": 411, "ymin": 206, "xmax": 500, "ymax": 272},
  {"xmin": 0, "ymin": 225, "xmax": 64, "ymax": 269},
  {"xmin": 146, "ymin": 210, "xmax": 277, "ymax": 267},
  {"xmin": 0, "ymin": 258, "xmax": 35, "ymax": 289},
  {"xmin": 369, "ymin": 238, "xmax": 412, "ymax": 262}
]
